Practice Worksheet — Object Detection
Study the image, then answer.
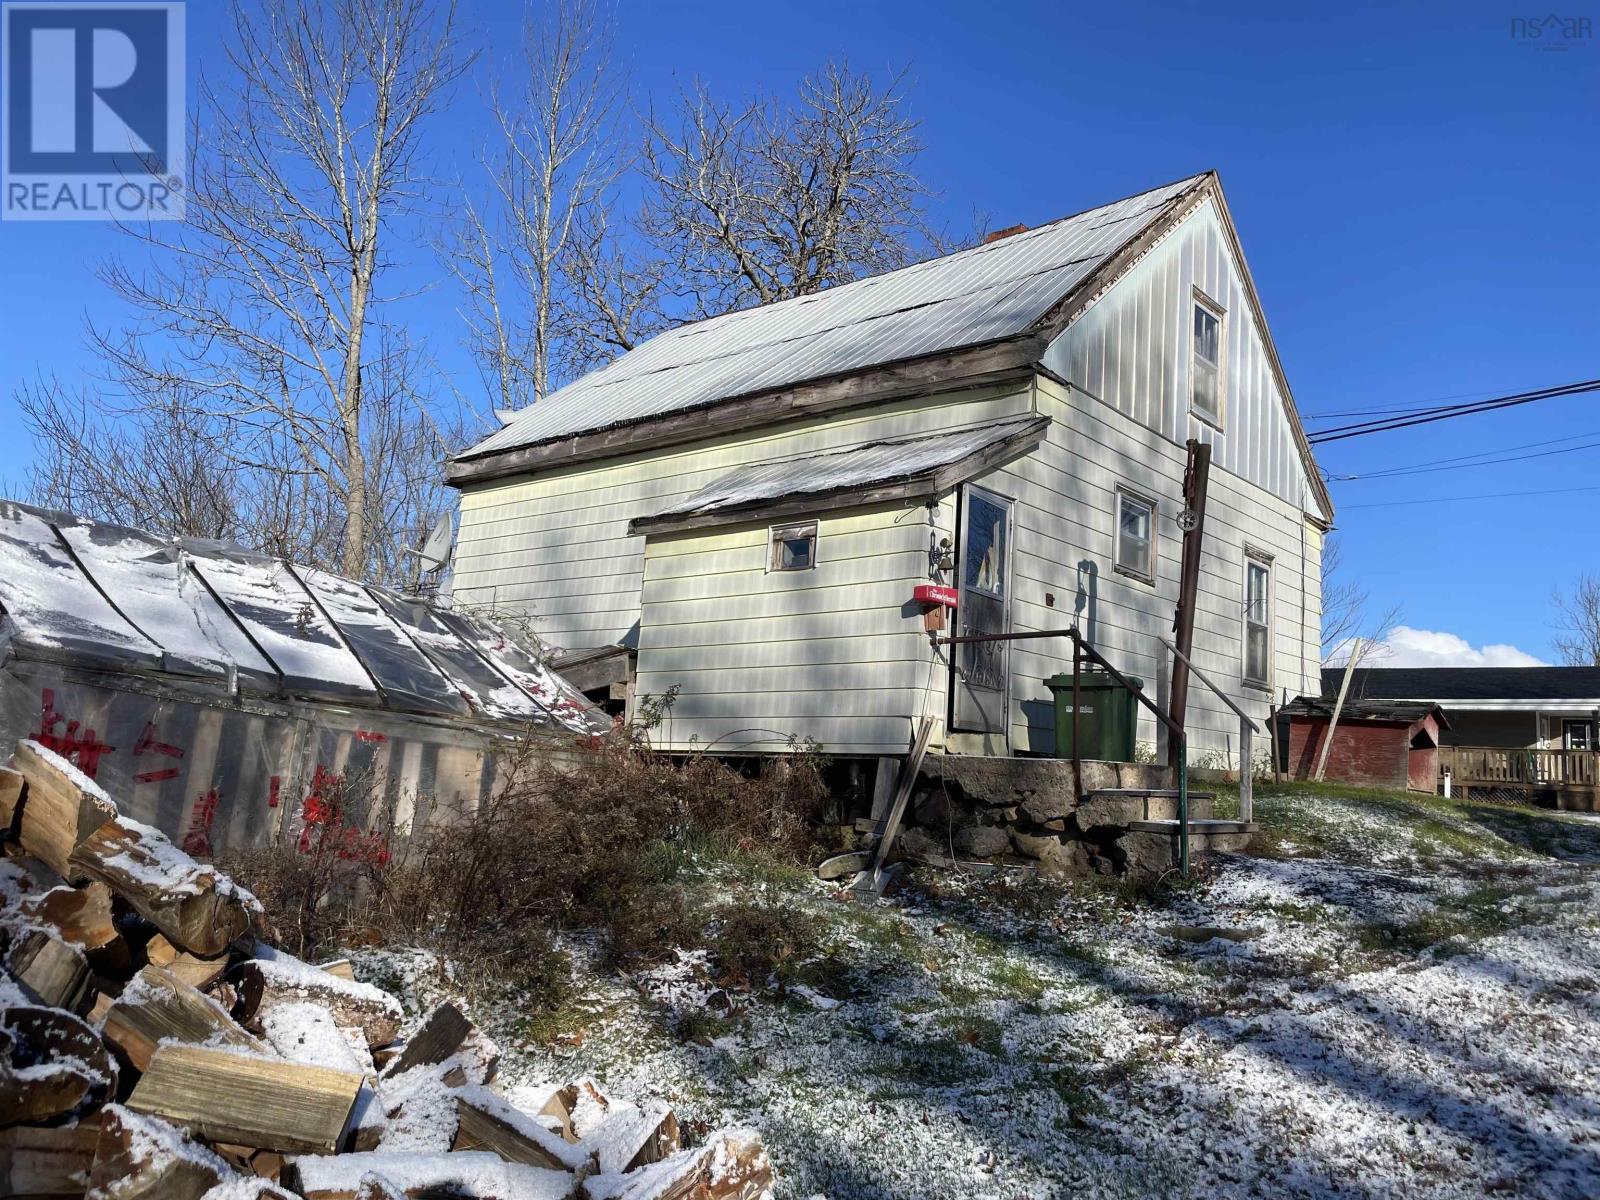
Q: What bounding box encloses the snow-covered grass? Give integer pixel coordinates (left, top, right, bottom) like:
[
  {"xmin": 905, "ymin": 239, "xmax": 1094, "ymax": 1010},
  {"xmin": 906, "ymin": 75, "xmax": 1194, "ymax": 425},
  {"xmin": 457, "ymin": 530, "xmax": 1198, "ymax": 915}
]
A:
[{"xmin": 352, "ymin": 785, "xmax": 1600, "ymax": 1199}]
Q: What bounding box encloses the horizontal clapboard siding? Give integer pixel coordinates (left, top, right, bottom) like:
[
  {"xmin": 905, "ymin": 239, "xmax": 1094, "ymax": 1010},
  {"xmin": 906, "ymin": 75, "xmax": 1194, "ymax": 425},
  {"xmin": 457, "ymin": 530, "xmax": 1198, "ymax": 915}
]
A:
[
  {"xmin": 636, "ymin": 503, "xmax": 939, "ymax": 753},
  {"xmin": 454, "ymin": 385, "xmax": 1033, "ymax": 653},
  {"xmin": 983, "ymin": 374, "xmax": 1321, "ymax": 760}
]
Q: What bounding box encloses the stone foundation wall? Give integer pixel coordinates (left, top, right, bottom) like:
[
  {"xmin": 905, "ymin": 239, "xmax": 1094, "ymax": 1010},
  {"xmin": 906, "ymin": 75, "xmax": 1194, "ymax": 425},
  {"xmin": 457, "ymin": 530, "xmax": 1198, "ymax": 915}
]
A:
[{"xmin": 888, "ymin": 756, "xmax": 1217, "ymax": 878}]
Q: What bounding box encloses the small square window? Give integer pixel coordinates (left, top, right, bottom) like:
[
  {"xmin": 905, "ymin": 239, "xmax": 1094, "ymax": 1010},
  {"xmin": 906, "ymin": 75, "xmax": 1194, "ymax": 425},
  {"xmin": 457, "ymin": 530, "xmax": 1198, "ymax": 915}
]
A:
[
  {"xmin": 1115, "ymin": 491, "xmax": 1156, "ymax": 583},
  {"xmin": 1191, "ymin": 294, "xmax": 1224, "ymax": 426},
  {"xmin": 770, "ymin": 521, "xmax": 817, "ymax": 571}
]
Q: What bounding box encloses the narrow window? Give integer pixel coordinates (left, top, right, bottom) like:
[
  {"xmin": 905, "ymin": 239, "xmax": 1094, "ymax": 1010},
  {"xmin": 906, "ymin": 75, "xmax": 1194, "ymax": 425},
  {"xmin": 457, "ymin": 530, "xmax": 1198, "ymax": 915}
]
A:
[
  {"xmin": 1243, "ymin": 554, "xmax": 1271, "ymax": 687},
  {"xmin": 770, "ymin": 521, "xmax": 817, "ymax": 571},
  {"xmin": 1114, "ymin": 490, "xmax": 1156, "ymax": 583},
  {"xmin": 1191, "ymin": 293, "xmax": 1224, "ymax": 426}
]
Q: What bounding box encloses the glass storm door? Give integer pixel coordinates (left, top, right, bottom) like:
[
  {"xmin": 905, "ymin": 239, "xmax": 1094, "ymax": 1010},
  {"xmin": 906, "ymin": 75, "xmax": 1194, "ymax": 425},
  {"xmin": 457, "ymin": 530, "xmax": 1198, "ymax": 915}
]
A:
[{"xmin": 952, "ymin": 485, "xmax": 1013, "ymax": 737}]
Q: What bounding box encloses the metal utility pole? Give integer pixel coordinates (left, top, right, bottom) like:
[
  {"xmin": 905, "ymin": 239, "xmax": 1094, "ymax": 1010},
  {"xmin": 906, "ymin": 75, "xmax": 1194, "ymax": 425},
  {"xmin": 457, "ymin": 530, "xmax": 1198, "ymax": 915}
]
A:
[{"xmin": 1167, "ymin": 439, "xmax": 1211, "ymax": 770}]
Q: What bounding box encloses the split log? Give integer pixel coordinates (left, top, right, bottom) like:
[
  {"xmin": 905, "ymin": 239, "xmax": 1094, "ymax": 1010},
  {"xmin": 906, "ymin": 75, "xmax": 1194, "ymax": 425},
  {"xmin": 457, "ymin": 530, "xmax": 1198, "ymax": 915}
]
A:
[
  {"xmin": 381, "ymin": 1002, "xmax": 470, "ymax": 1079},
  {"xmin": 579, "ymin": 1101, "xmax": 680, "ymax": 1176},
  {"xmin": 87, "ymin": 1104, "xmax": 236, "ymax": 1200},
  {"xmin": 578, "ymin": 1129, "xmax": 773, "ymax": 1200},
  {"xmin": 0, "ymin": 1123, "xmax": 99, "ymax": 1198},
  {"xmin": 18, "ymin": 882, "xmax": 116, "ymax": 952},
  {"xmin": 199, "ymin": 1182, "xmax": 300, "ymax": 1200},
  {"xmin": 0, "ymin": 766, "xmax": 24, "ymax": 835},
  {"xmin": 282, "ymin": 1150, "xmax": 575, "ymax": 1200},
  {"xmin": 0, "ymin": 1005, "xmax": 116, "ymax": 1126},
  {"xmin": 451, "ymin": 1087, "xmax": 588, "ymax": 1173},
  {"xmin": 318, "ymin": 959, "xmax": 356, "ymax": 981},
  {"xmin": 243, "ymin": 952, "xmax": 402, "ymax": 1049},
  {"xmin": 5, "ymin": 928, "xmax": 94, "ymax": 1013},
  {"xmin": 259, "ymin": 1002, "xmax": 370, "ymax": 1077},
  {"xmin": 101, "ymin": 965, "xmax": 266, "ymax": 1072},
  {"xmin": 143, "ymin": 938, "xmax": 228, "ymax": 992},
  {"xmin": 126, "ymin": 1043, "xmax": 364, "ymax": 1155},
  {"xmin": 12, "ymin": 741, "xmax": 117, "ymax": 878},
  {"xmin": 70, "ymin": 818, "xmax": 255, "ymax": 957}
]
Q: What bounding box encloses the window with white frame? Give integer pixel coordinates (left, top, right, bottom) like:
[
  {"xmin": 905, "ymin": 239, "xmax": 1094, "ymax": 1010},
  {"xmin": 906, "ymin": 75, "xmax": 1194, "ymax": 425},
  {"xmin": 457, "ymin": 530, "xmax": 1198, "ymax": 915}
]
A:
[
  {"xmin": 1243, "ymin": 553, "xmax": 1271, "ymax": 687},
  {"xmin": 769, "ymin": 520, "xmax": 817, "ymax": 571},
  {"xmin": 1114, "ymin": 489, "xmax": 1156, "ymax": 583},
  {"xmin": 1191, "ymin": 293, "xmax": 1224, "ymax": 426}
]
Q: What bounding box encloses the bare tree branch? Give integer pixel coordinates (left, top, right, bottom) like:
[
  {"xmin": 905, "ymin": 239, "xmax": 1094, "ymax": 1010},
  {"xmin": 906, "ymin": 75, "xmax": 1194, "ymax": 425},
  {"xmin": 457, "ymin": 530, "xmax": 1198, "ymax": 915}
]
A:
[{"xmin": 1554, "ymin": 574, "xmax": 1600, "ymax": 667}]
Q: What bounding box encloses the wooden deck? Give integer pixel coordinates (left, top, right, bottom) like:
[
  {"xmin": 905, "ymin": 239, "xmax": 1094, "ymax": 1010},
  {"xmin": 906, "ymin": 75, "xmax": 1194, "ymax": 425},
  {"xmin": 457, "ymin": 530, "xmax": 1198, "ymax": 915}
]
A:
[{"xmin": 1440, "ymin": 746, "xmax": 1600, "ymax": 810}]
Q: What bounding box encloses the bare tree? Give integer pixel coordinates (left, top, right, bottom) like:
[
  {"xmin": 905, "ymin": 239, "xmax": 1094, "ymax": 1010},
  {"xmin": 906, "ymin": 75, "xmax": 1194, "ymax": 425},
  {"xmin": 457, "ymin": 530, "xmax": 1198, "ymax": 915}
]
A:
[
  {"xmin": 1320, "ymin": 535, "xmax": 1367, "ymax": 660},
  {"xmin": 447, "ymin": 0, "xmax": 622, "ymax": 410},
  {"xmin": 1554, "ymin": 574, "xmax": 1600, "ymax": 666},
  {"xmin": 635, "ymin": 64, "xmax": 929, "ymax": 321},
  {"xmin": 18, "ymin": 377, "xmax": 237, "ymax": 540},
  {"xmin": 89, "ymin": 0, "xmax": 467, "ymax": 579}
]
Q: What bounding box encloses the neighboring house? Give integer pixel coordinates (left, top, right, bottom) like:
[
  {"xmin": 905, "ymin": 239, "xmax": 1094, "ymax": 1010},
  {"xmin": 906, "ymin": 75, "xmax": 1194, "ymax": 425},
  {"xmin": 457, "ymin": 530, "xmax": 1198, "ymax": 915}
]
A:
[
  {"xmin": 1322, "ymin": 666, "xmax": 1600, "ymax": 808},
  {"xmin": 447, "ymin": 172, "xmax": 1333, "ymax": 762},
  {"xmin": 1279, "ymin": 696, "xmax": 1447, "ymax": 792},
  {"xmin": 1322, "ymin": 667, "xmax": 1600, "ymax": 751}
]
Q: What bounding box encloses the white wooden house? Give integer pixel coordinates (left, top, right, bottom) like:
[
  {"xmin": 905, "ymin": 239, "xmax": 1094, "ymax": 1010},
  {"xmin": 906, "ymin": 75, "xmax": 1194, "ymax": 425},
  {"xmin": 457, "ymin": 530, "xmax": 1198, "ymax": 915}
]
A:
[{"xmin": 446, "ymin": 172, "xmax": 1333, "ymax": 766}]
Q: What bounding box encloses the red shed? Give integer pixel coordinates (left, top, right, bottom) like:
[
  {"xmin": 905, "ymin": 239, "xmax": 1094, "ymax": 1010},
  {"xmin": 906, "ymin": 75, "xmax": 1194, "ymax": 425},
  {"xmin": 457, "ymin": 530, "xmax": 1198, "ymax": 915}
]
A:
[{"xmin": 1281, "ymin": 697, "xmax": 1448, "ymax": 792}]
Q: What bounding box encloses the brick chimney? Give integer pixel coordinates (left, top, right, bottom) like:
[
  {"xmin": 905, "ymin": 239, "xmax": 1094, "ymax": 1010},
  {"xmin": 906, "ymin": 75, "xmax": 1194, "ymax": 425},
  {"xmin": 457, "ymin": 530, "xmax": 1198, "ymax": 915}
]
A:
[{"xmin": 982, "ymin": 223, "xmax": 1029, "ymax": 245}]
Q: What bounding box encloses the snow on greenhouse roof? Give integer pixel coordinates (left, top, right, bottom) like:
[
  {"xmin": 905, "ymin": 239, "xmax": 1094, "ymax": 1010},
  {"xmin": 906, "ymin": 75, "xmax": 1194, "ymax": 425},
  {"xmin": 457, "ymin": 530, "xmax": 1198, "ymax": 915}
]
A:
[{"xmin": 0, "ymin": 500, "xmax": 605, "ymax": 734}]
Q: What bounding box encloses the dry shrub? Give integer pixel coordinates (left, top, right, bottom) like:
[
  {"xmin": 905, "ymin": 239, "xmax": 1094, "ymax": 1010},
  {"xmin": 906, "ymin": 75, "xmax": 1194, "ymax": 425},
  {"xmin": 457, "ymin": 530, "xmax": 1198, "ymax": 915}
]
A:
[
  {"xmin": 224, "ymin": 730, "xmax": 831, "ymax": 989},
  {"xmin": 706, "ymin": 898, "xmax": 821, "ymax": 991}
]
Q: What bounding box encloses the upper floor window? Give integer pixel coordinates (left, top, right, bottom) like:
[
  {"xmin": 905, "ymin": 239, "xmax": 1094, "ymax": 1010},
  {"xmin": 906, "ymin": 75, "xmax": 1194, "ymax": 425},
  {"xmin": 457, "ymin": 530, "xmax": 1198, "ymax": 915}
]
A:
[
  {"xmin": 770, "ymin": 520, "xmax": 817, "ymax": 571},
  {"xmin": 1243, "ymin": 553, "xmax": 1271, "ymax": 687},
  {"xmin": 1191, "ymin": 293, "xmax": 1225, "ymax": 427},
  {"xmin": 1114, "ymin": 489, "xmax": 1156, "ymax": 584}
]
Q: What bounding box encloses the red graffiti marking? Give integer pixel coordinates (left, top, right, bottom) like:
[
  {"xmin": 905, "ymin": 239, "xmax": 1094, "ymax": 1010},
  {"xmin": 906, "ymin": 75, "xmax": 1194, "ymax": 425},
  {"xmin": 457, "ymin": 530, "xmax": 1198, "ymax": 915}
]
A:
[
  {"xmin": 269, "ymin": 775, "xmax": 281, "ymax": 809},
  {"xmin": 181, "ymin": 788, "xmax": 220, "ymax": 857},
  {"xmin": 133, "ymin": 768, "xmax": 182, "ymax": 785},
  {"xmin": 30, "ymin": 688, "xmax": 114, "ymax": 779},
  {"xmin": 132, "ymin": 722, "xmax": 185, "ymax": 761},
  {"xmin": 354, "ymin": 730, "xmax": 387, "ymax": 744}
]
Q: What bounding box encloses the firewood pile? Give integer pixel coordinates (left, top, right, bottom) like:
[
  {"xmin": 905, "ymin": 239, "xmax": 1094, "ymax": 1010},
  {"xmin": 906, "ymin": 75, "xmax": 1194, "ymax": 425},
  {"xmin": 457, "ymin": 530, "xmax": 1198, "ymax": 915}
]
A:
[{"xmin": 0, "ymin": 740, "xmax": 776, "ymax": 1200}]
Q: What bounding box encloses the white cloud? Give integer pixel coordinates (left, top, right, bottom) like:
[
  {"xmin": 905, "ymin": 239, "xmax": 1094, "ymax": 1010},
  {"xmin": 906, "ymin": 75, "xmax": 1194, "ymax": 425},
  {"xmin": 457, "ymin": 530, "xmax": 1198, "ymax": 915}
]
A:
[{"xmin": 1331, "ymin": 625, "xmax": 1548, "ymax": 669}]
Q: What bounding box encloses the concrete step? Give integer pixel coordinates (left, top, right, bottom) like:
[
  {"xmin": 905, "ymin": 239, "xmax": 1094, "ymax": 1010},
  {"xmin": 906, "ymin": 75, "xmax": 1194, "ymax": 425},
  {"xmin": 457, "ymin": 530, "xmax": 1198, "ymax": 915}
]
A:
[{"xmin": 1127, "ymin": 819, "xmax": 1257, "ymax": 835}]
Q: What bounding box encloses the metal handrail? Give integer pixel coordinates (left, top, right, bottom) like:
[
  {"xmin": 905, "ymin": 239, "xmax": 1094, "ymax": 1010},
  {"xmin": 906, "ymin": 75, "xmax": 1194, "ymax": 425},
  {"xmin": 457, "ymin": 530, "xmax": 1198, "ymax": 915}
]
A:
[
  {"xmin": 935, "ymin": 625, "xmax": 1193, "ymax": 875},
  {"xmin": 1159, "ymin": 637, "xmax": 1260, "ymax": 823}
]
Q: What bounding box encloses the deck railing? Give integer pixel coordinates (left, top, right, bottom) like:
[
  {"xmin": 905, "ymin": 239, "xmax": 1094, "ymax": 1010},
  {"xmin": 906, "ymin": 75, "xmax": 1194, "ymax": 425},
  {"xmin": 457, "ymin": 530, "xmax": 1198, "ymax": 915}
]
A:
[{"xmin": 1440, "ymin": 745, "xmax": 1600, "ymax": 791}]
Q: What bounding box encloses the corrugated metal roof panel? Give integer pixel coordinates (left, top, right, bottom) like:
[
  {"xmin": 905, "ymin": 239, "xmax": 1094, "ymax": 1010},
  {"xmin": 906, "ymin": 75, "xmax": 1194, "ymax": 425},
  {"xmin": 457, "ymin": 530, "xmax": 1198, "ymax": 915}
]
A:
[
  {"xmin": 460, "ymin": 175, "xmax": 1204, "ymax": 460},
  {"xmin": 643, "ymin": 414, "xmax": 1050, "ymax": 522}
]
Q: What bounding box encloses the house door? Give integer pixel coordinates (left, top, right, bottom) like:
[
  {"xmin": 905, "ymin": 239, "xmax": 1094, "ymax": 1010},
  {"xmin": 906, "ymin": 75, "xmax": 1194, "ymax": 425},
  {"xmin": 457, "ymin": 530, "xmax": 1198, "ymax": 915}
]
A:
[{"xmin": 952, "ymin": 485, "xmax": 1013, "ymax": 738}]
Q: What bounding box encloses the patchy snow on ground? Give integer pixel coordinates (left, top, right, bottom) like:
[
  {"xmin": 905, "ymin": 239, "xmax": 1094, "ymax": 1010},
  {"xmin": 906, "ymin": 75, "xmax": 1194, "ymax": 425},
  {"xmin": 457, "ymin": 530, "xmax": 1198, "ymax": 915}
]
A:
[{"xmin": 352, "ymin": 791, "xmax": 1600, "ymax": 1200}]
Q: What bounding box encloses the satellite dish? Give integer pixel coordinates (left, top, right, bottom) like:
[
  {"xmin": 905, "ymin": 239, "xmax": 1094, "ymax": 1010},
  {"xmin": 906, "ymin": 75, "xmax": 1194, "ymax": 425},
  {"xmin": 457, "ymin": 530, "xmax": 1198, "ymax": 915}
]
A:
[{"xmin": 408, "ymin": 511, "xmax": 455, "ymax": 573}]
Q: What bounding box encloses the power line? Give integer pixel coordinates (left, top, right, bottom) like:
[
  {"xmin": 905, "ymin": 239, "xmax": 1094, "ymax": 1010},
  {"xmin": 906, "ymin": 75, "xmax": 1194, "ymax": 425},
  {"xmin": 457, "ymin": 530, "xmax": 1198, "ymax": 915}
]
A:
[
  {"xmin": 1306, "ymin": 378, "xmax": 1600, "ymax": 444},
  {"xmin": 1324, "ymin": 429, "xmax": 1600, "ymax": 481},
  {"xmin": 1340, "ymin": 485, "xmax": 1600, "ymax": 509}
]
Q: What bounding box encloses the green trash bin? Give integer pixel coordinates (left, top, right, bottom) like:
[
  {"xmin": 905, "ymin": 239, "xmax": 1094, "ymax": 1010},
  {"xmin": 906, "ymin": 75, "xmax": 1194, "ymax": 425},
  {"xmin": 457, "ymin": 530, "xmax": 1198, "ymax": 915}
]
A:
[{"xmin": 1045, "ymin": 669, "xmax": 1142, "ymax": 762}]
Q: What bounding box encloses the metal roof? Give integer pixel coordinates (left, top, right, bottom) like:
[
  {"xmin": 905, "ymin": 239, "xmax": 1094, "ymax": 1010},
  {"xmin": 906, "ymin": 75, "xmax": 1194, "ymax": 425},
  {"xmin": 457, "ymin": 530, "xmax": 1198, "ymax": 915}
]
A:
[
  {"xmin": 1323, "ymin": 667, "xmax": 1600, "ymax": 706},
  {"xmin": 458, "ymin": 174, "xmax": 1207, "ymax": 463},
  {"xmin": 0, "ymin": 500, "xmax": 607, "ymax": 733},
  {"xmin": 1282, "ymin": 695, "xmax": 1447, "ymax": 727},
  {"xmin": 632, "ymin": 415, "xmax": 1050, "ymax": 529}
]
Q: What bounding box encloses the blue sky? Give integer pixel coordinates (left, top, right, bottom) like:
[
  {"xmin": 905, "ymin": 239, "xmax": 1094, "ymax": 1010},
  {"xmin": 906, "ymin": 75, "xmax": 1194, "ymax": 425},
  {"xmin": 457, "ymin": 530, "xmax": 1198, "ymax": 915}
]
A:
[{"xmin": 0, "ymin": 0, "xmax": 1595, "ymax": 662}]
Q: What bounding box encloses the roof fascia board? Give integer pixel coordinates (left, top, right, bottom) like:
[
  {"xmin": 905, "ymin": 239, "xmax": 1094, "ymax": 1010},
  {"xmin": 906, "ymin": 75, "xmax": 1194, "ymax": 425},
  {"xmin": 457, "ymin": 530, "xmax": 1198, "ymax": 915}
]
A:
[
  {"xmin": 630, "ymin": 477, "xmax": 937, "ymax": 538},
  {"xmin": 1396, "ymin": 698, "xmax": 1600, "ymax": 712},
  {"xmin": 628, "ymin": 416, "xmax": 1051, "ymax": 538},
  {"xmin": 448, "ymin": 350, "xmax": 1040, "ymax": 487}
]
